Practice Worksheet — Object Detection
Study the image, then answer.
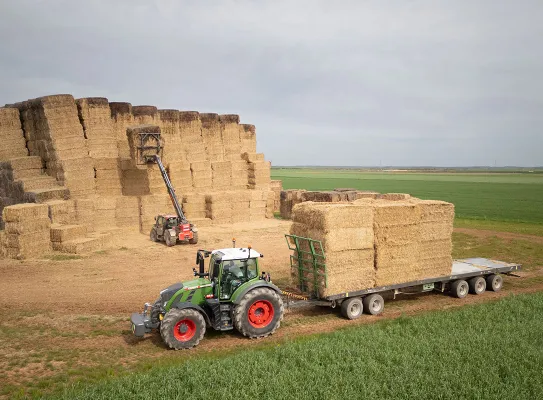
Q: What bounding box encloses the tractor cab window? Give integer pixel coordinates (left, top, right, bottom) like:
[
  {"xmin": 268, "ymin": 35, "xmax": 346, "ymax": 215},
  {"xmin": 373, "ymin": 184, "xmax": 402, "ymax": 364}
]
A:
[
  {"xmin": 219, "ymin": 258, "xmax": 259, "ymax": 300},
  {"xmin": 208, "ymin": 253, "xmax": 222, "ymax": 281},
  {"xmin": 157, "ymin": 216, "xmax": 164, "ymax": 226},
  {"xmin": 165, "ymin": 217, "xmax": 177, "ymax": 229}
]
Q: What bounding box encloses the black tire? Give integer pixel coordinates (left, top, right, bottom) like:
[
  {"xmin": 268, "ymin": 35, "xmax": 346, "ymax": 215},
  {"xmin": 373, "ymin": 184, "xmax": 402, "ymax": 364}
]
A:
[
  {"xmin": 340, "ymin": 297, "xmax": 363, "ymax": 320},
  {"xmin": 233, "ymin": 287, "xmax": 284, "ymax": 339},
  {"xmin": 468, "ymin": 276, "xmax": 486, "ymax": 295},
  {"xmin": 150, "ymin": 228, "xmax": 158, "ymax": 242},
  {"xmin": 363, "ymin": 294, "xmax": 384, "ymax": 315},
  {"xmin": 189, "ymin": 231, "xmax": 198, "ymax": 245},
  {"xmin": 486, "ymin": 274, "xmax": 503, "ymax": 292},
  {"xmin": 451, "ymin": 279, "xmax": 469, "ymax": 298},
  {"xmin": 164, "ymin": 232, "xmax": 176, "ymax": 247},
  {"xmin": 160, "ymin": 308, "xmax": 206, "ymax": 350}
]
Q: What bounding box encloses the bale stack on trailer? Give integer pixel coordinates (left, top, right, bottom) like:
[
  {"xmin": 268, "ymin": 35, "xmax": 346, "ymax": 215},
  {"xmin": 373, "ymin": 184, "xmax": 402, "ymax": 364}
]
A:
[
  {"xmin": 291, "ymin": 202, "xmax": 375, "ymax": 297},
  {"xmin": 0, "ymin": 108, "xmax": 28, "ymax": 160},
  {"xmin": 220, "ymin": 114, "xmax": 242, "ymax": 160},
  {"xmin": 1, "ymin": 203, "xmax": 51, "ymax": 259}
]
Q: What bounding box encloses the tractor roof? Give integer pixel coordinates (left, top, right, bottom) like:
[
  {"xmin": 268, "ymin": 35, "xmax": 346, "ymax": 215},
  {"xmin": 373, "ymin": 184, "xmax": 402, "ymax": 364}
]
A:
[
  {"xmin": 212, "ymin": 247, "xmax": 261, "ymax": 261},
  {"xmin": 161, "ymin": 214, "xmax": 177, "ymax": 219}
]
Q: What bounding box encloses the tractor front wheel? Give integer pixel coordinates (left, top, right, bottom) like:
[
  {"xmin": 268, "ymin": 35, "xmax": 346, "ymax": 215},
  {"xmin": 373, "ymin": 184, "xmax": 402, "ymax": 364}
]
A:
[
  {"xmin": 189, "ymin": 231, "xmax": 199, "ymax": 245},
  {"xmin": 233, "ymin": 287, "xmax": 284, "ymax": 339},
  {"xmin": 150, "ymin": 228, "xmax": 158, "ymax": 243},
  {"xmin": 164, "ymin": 232, "xmax": 176, "ymax": 247},
  {"xmin": 160, "ymin": 308, "xmax": 206, "ymax": 350}
]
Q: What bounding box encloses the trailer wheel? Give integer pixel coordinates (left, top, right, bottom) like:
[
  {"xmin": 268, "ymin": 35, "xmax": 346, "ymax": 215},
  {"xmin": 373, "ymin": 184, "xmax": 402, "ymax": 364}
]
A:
[
  {"xmin": 468, "ymin": 276, "xmax": 486, "ymax": 295},
  {"xmin": 189, "ymin": 231, "xmax": 198, "ymax": 245},
  {"xmin": 233, "ymin": 287, "xmax": 284, "ymax": 339},
  {"xmin": 363, "ymin": 294, "xmax": 384, "ymax": 316},
  {"xmin": 160, "ymin": 308, "xmax": 206, "ymax": 350},
  {"xmin": 451, "ymin": 280, "xmax": 469, "ymax": 298},
  {"xmin": 164, "ymin": 233, "xmax": 176, "ymax": 247},
  {"xmin": 340, "ymin": 297, "xmax": 363, "ymax": 320},
  {"xmin": 150, "ymin": 228, "xmax": 158, "ymax": 242},
  {"xmin": 486, "ymin": 274, "xmax": 503, "ymax": 292}
]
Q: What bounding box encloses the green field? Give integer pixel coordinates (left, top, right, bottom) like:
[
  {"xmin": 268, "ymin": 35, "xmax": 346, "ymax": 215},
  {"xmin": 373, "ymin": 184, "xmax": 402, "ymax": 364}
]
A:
[
  {"xmin": 49, "ymin": 292, "xmax": 543, "ymax": 400},
  {"xmin": 272, "ymin": 169, "xmax": 543, "ymax": 224}
]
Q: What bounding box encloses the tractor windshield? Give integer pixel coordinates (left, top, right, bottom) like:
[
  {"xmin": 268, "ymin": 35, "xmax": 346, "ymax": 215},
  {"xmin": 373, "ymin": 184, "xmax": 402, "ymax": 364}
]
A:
[{"xmin": 219, "ymin": 258, "xmax": 258, "ymax": 300}]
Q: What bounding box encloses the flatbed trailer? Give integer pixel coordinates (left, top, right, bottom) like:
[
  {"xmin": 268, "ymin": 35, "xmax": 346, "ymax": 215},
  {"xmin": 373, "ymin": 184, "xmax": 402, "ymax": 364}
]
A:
[{"xmin": 284, "ymin": 234, "xmax": 521, "ymax": 319}]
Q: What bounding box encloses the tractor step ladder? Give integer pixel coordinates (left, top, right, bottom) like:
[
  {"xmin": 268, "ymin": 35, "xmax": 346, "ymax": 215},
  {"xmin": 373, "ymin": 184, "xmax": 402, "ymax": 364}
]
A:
[{"xmin": 285, "ymin": 234, "xmax": 327, "ymax": 298}]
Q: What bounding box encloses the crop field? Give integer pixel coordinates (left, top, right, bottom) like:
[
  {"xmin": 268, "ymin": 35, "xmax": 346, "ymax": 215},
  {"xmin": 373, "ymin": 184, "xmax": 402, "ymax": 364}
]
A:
[
  {"xmin": 49, "ymin": 292, "xmax": 543, "ymax": 400},
  {"xmin": 272, "ymin": 169, "xmax": 543, "ymax": 225},
  {"xmin": 1, "ymin": 169, "xmax": 542, "ymax": 399}
]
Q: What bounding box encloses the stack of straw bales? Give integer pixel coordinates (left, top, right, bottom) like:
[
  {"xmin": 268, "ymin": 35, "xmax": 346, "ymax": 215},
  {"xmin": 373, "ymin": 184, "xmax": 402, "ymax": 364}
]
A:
[
  {"xmin": 93, "ymin": 158, "xmax": 122, "ymax": 196},
  {"xmin": 270, "ymin": 180, "xmax": 282, "ymax": 212},
  {"xmin": 205, "ymin": 192, "xmax": 233, "ymax": 224},
  {"xmin": 50, "ymin": 223, "xmax": 87, "ymax": 251},
  {"xmin": 126, "ymin": 124, "xmax": 161, "ymax": 167},
  {"xmin": 76, "ymin": 98, "xmax": 118, "ymax": 159},
  {"xmin": 246, "ymin": 159, "xmax": 271, "ymax": 189},
  {"xmin": 168, "ymin": 160, "xmax": 193, "ymax": 194},
  {"xmin": 378, "ymin": 193, "xmax": 411, "ymax": 201},
  {"xmin": 132, "ymin": 106, "xmax": 158, "ymax": 125},
  {"xmin": 190, "ymin": 161, "xmax": 212, "ymax": 190},
  {"xmin": 280, "ymin": 189, "xmax": 307, "ymax": 219},
  {"xmin": 157, "ymin": 110, "xmax": 184, "ymax": 166},
  {"xmin": 266, "ymin": 190, "xmax": 275, "ymax": 218},
  {"xmin": 239, "ymin": 124, "xmax": 257, "ymax": 155},
  {"xmin": 211, "ymin": 161, "xmax": 232, "ymax": 190},
  {"xmin": 109, "ymin": 102, "xmax": 134, "ymax": 159},
  {"xmin": 232, "ymin": 190, "xmax": 251, "ymax": 223},
  {"xmin": 115, "ymin": 196, "xmax": 140, "ymax": 229},
  {"xmin": 290, "ymin": 202, "xmax": 375, "ymax": 297},
  {"xmin": 200, "ymin": 113, "xmax": 224, "ymax": 162},
  {"xmin": 91, "ymin": 197, "xmax": 117, "ymax": 231},
  {"xmin": 220, "ymin": 115, "xmax": 242, "ymax": 160},
  {"xmin": 180, "ymin": 112, "xmax": 206, "ymax": 162},
  {"xmin": 1, "ymin": 203, "xmax": 51, "ymax": 259},
  {"xmin": 182, "ymin": 193, "xmax": 207, "ymax": 220},
  {"xmin": 249, "ymin": 190, "xmax": 268, "ymax": 221},
  {"xmin": 17, "ymin": 95, "xmax": 95, "ymax": 198},
  {"xmin": 231, "ymin": 160, "xmax": 249, "ymax": 190},
  {"xmin": 74, "ymin": 198, "xmax": 96, "ymax": 232},
  {"xmin": 356, "ymin": 191, "xmax": 380, "ymax": 199},
  {"xmin": 0, "ymin": 108, "xmax": 28, "ymax": 160},
  {"xmin": 46, "ymin": 199, "xmax": 76, "ymax": 225}
]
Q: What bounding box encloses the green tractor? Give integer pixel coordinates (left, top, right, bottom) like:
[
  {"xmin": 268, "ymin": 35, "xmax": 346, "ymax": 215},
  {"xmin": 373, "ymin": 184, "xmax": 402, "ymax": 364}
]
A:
[{"xmin": 131, "ymin": 244, "xmax": 284, "ymax": 349}]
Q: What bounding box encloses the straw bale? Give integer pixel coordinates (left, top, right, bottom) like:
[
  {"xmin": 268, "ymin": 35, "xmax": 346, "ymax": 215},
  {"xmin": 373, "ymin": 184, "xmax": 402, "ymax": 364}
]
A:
[
  {"xmin": 232, "ymin": 212, "xmax": 251, "ymax": 223},
  {"xmin": 5, "ymin": 230, "xmax": 51, "ymax": 248},
  {"xmin": 190, "ymin": 161, "xmax": 211, "ymax": 172},
  {"xmin": 3, "ymin": 203, "xmax": 49, "ymax": 222},
  {"xmin": 414, "ymin": 200, "xmax": 455, "ymax": 223},
  {"xmin": 232, "ymin": 201, "xmax": 251, "ymax": 212},
  {"xmin": 190, "ymin": 217, "xmax": 213, "ymax": 227},
  {"xmin": 109, "ymin": 102, "xmax": 132, "ymax": 117},
  {"xmin": 291, "ymin": 222, "xmax": 373, "ymax": 252},
  {"xmin": 184, "ymin": 210, "xmax": 207, "ymax": 220},
  {"xmin": 419, "ymin": 240, "xmax": 452, "ymax": 259},
  {"xmin": 212, "ymin": 217, "xmax": 233, "ymax": 225},
  {"xmin": 250, "ymin": 200, "xmax": 267, "ymax": 208},
  {"xmin": 50, "ymin": 224, "xmax": 87, "ymax": 242},
  {"xmin": 374, "ymin": 224, "xmax": 419, "ymax": 246},
  {"xmin": 183, "ymin": 203, "xmax": 207, "ymax": 214},
  {"xmin": 293, "ymin": 202, "xmax": 373, "ymax": 230},
  {"xmin": 205, "ymin": 192, "xmax": 233, "ymax": 203},
  {"xmin": 93, "ymin": 197, "xmax": 117, "ymax": 210},
  {"xmin": 378, "ymin": 193, "xmax": 411, "ymax": 201},
  {"xmin": 372, "ymin": 200, "xmax": 420, "ymax": 227},
  {"xmin": 242, "ymin": 153, "xmax": 265, "ymax": 162},
  {"xmin": 132, "ymin": 106, "xmax": 157, "ymax": 117},
  {"xmin": 356, "ymin": 191, "xmax": 379, "ymax": 200},
  {"xmin": 419, "ymin": 221, "xmax": 453, "ymax": 241},
  {"xmin": 46, "ymin": 200, "xmax": 76, "ymax": 224},
  {"xmin": 5, "ymin": 217, "xmax": 51, "ymax": 234},
  {"xmin": 301, "ymin": 191, "xmax": 342, "ymax": 203},
  {"xmin": 4, "ymin": 157, "xmax": 43, "ymax": 171},
  {"xmin": 182, "ymin": 194, "xmax": 206, "ymax": 204},
  {"xmin": 192, "ymin": 177, "xmax": 212, "ymax": 189},
  {"xmin": 115, "ymin": 196, "xmax": 140, "ymax": 217},
  {"xmin": 211, "ymin": 161, "xmax": 232, "ymax": 172}
]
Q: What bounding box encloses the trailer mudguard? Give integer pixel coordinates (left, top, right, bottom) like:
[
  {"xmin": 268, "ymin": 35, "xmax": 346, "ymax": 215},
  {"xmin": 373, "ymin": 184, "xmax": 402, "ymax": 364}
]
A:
[
  {"xmin": 231, "ymin": 282, "xmax": 282, "ymax": 305},
  {"xmin": 170, "ymin": 302, "xmax": 212, "ymax": 327}
]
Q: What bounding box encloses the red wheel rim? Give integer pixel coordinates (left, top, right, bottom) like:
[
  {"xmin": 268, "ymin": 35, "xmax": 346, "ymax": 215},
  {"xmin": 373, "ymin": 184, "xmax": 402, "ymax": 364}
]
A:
[
  {"xmin": 173, "ymin": 319, "xmax": 196, "ymax": 342},
  {"xmin": 248, "ymin": 300, "xmax": 274, "ymax": 328}
]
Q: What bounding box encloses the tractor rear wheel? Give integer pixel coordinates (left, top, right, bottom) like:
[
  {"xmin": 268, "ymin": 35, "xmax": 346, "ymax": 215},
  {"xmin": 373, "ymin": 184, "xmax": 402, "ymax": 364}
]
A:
[
  {"xmin": 233, "ymin": 287, "xmax": 284, "ymax": 339},
  {"xmin": 160, "ymin": 308, "xmax": 206, "ymax": 350},
  {"xmin": 150, "ymin": 228, "xmax": 158, "ymax": 243},
  {"xmin": 189, "ymin": 231, "xmax": 199, "ymax": 245},
  {"xmin": 164, "ymin": 232, "xmax": 176, "ymax": 247}
]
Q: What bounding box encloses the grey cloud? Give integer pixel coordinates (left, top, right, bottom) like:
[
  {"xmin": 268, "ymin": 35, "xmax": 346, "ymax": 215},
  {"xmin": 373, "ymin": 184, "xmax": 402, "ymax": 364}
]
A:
[{"xmin": 0, "ymin": 0, "xmax": 542, "ymax": 166}]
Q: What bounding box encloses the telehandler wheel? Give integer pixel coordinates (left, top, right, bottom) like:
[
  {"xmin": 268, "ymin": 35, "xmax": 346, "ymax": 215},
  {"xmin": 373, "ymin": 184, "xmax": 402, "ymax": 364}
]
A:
[
  {"xmin": 160, "ymin": 308, "xmax": 206, "ymax": 350},
  {"xmin": 150, "ymin": 228, "xmax": 158, "ymax": 243},
  {"xmin": 468, "ymin": 276, "xmax": 486, "ymax": 295},
  {"xmin": 233, "ymin": 287, "xmax": 284, "ymax": 339},
  {"xmin": 164, "ymin": 233, "xmax": 176, "ymax": 247},
  {"xmin": 340, "ymin": 297, "xmax": 363, "ymax": 320},
  {"xmin": 451, "ymin": 279, "xmax": 469, "ymax": 298},
  {"xmin": 189, "ymin": 231, "xmax": 198, "ymax": 245},
  {"xmin": 363, "ymin": 294, "xmax": 384, "ymax": 315},
  {"xmin": 486, "ymin": 274, "xmax": 503, "ymax": 292}
]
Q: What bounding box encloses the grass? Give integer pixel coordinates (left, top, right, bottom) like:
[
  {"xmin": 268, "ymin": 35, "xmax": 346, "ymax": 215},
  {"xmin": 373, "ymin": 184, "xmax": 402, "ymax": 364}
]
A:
[
  {"xmin": 454, "ymin": 219, "xmax": 543, "ymax": 236},
  {"xmin": 272, "ymin": 169, "xmax": 543, "ymax": 224},
  {"xmin": 49, "ymin": 292, "xmax": 543, "ymax": 400}
]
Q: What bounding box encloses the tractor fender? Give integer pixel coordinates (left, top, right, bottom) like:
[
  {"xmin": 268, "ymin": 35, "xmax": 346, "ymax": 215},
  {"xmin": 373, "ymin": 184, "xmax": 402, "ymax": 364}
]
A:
[
  {"xmin": 232, "ymin": 282, "xmax": 282, "ymax": 305},
  {"xmin": 191, "ymin": 226, "xmax": 199, "ymax": 233},
  {"xmin": 170, "ymin": 302, "xmax": 211, "ymax": 327}
]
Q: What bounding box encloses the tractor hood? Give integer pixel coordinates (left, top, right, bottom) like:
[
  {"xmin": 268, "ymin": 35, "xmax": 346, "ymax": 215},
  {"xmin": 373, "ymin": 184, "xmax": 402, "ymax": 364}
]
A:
[
  {"xmin": 159, "ymin": 278, "xmax": 211, "ymax": 303},
  {"xmin": 159, "ymin": 282, "xmax": 183, "ymax": 302}
]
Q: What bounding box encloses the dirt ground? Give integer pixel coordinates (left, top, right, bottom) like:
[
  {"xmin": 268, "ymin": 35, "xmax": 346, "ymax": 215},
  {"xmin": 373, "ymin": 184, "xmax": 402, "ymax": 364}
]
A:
[{"xmin": 0, "ymin": 219, "xmax": 542, "ymax": 397}]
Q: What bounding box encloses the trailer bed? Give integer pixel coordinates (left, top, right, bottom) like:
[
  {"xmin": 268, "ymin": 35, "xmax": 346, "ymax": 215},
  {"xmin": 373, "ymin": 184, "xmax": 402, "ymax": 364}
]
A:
[{"xmin": 323, "ymin": 258, "xmax": 521, "ymax": 301}]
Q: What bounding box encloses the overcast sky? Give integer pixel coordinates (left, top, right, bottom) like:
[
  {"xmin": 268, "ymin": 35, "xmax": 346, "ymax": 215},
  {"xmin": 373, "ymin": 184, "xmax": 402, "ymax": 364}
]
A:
[{"xmin": 1, "ymin": 1, "xmax": 542, "ymax": 167}]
